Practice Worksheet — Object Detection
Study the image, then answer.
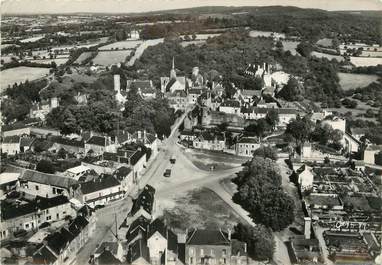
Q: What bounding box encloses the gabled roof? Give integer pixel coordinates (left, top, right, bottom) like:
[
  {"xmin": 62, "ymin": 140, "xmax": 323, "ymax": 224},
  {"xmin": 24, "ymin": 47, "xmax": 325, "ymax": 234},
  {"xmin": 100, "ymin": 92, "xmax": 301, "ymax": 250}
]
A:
[
  {"xmin": 2, "ymin": 196, "xmax": 69, "ymax": 221},
  {"xmin": 51, "ymin": 136, "xmax": 84, "ymax": 148},
  {"xmin": 80, "ymin": 175, "xmax": 120, "ymax": 195},
  {"xmin": 168, "ymin": 90, "xmax": 187, "ymax": 97},
  {"xmin": 237, "ymin": 137, "xmax": 258, "ymax": 144},
  {"xmin": 20, "ymin": 137, "xmax": 35, "ymax": 147},
  {"xmin": 130, "ymin": 185, "xmax": 155, "ymax": 216},
  {"xmin": 197, "ymin": 131, "xmax": 225, "ymax": 142},
  {"xmin": 68, "ymin": 215, "xmax": 89, "ymax": 237},
  {"xmin": 188, "ymin": 88, "xmax": 203, "ymax": 95},
  {"xmin": 0, "ymin": 172, "xmax": 20, "ymax": 185},
  {"xmin": 45, "ymin": 228, "xmax": 75, "ymax": 255},
  {"xmin": 221, "ymin": 100, "xmax": 240, "ymax": 108},
  {"xmin": 241, "ymin": 89, "xmax": 262, "ymax": 97},
  {"xmin": 148, "ymin": 219, "xmax": 178, "ymax": 252},
  {"xmin": 21, "ymin": 170, "xmax": 78, "ymax": 189},
  {"xmin": 126, "ymin": 215, "xmax": 150, "ymax": 243},
  {"xmin": 86, "ymin": 136, "xmax": 106, "ymax": 146},
  {"xmin": 131, "ymin": 80, "xmax": 152, "ymax": 89},
  {"xmin": 180, "ymin": 130, "xmax": 195, "ymax": 136},
  {"xmin": 127, "ymin": 238, "xmax": 150, "ymax": 263},
  {"xmin": 113, "ymin": 166, "xmax": 132, "ymax": 181},
  {"xmin": 97, "ymin": 249, "xmax": 122, "ymax": 265},
  {"xmin": 186, "ymin": 229, "xmax": 230, "ymax": 246},
  {"xmin": 2, "ymin": 135, "xmax": 20, "ymax": 144},
  {"xmin": 33, "ymin": 246, "xmax": 57, "ymax": 264}
]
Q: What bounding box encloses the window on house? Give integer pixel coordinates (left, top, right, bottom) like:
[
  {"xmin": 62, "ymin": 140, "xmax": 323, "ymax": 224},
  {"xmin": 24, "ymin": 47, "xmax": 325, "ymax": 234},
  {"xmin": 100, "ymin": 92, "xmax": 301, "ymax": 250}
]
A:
[
  {"xmin": 210, "ymin": 249, "xmax": 214, "ymax": 256},
  {"xmin": 35, "ymin": 185, "xmax": 39, "ymax": 190},
  {"xmin": 223, "ymin": 258, "xmax": 227, "ymax": 264},
  {"xmin": 200, "ymin": 249, "xmax": 204, "ymax": 256},
  {"xmin": 189, "ymin": 248, "xmax": 194, "ymax": 255},
  {"xmin": 46, "ymin": 209, "xmax": 49, "ymax": 214},
  {"xmin": 190, "ymin": 258, "xmax": 193, "ymax": 265},
  {"xmin": 222, "ymin": 249, "xmax": 227, "ymax": 255},
  {"xmin": 46, "ymin": 216, "xmax": 51, "ymax": 221},
  {"xmin": 56, "ymin": 213, "xmax": 59, "ymax": 219},
  {"xmin": 52, "ymin": 188, "xmax": 56, "ymax": 194},
  {"xmin": 25, "ymin": 224, "xmax": 30, "ymax": 229}
]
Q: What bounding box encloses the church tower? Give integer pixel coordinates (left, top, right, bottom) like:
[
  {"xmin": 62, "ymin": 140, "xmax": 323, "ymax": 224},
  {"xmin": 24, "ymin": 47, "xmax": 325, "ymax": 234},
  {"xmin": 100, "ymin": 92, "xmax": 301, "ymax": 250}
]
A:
[{"xmin": 170, "ymin": 57, "xmax": 177, "ymax": 80}]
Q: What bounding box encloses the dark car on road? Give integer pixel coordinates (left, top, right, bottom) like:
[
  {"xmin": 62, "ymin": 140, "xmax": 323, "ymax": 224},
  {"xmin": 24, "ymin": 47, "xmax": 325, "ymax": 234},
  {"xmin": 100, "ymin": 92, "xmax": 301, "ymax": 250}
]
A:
[
  {"xmin": 13, "ymin": 229, "xmax": 28, "ymax": 238},
  {"xmin": 164, "ymin": 169, "xmax": 172, "ymax": 177}
]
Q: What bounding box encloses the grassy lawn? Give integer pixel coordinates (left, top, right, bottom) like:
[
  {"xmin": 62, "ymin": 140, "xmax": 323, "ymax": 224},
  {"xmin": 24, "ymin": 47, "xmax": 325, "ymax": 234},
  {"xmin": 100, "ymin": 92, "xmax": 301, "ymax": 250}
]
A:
[
  {"xmin": 160, "ymin": 188, "xmax": 240, "ymax": 232},
  {"xmin": 93, "ymin": 50, "xmax": 132, "ymax": 66},
  {"xmin": 1, "ymin": 66, "xmax": 50, "ymax": 89},
  {"xmin": 338, "ymin": 72, "xmax": 379, "ymax": 90}
]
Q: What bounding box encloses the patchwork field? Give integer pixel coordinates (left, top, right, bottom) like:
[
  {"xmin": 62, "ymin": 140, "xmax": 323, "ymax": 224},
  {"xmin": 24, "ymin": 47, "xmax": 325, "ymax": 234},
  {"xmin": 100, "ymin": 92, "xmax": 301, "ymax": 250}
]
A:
[
  {"xmin": 99, "ymin": 40, "xmax": 142, "ymax": 50},
  {"xmin": 19, "ymin": 36, "xmax": 45, "ymax": 43},
  {"xmin": 316, "ymin": 38, "xmax": 333, "ymax": 47},
  {"xmin": 338, "ymin": 72, "xmax": 379, "ymax": 90},
  {"xmin": 93, "ymin": 50, "xmax": 132, "ymax": 66},
  {"xmin": 29, "ymin": 58, "xmax": 68, "ymax": 66},
  {"xmin": 311, "ymin": 51, "xmax": 345, "ymax": 62},
  {"xmin": 1, "ymin": 66, "xmax": 50, "ymax": 90},
  {"xmin": 350, "ymin": 56, "xmax": 382, "ymax": 67},
  {"xmin": 249, "ymin": 30, "xmax": 285, "ymax": 39},
  {"xmin": 74, "ymin": 52, "xmax": 93, "ymax": 64}
]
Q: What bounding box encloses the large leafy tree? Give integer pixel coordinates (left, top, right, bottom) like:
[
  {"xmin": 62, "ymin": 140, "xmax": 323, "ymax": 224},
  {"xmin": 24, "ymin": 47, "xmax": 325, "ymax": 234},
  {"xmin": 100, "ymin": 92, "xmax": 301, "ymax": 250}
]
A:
[
  {"xmin": 232, "ymin": 157, "xmax": 294, "ymax": 231},
  {"xmin": 265, "ymin": 109, "xmax": 280, "ymax": 129},
  {"xmin": 285, "ymin": 115, "xmax": 314, "ymax": 146},
  {"xmin": 233, "ymin": 223, "xmax": 275, "ymax": 260},
  {"xmin": 252, "ymin": 145, "xmax": 278, "ymax": 160},
  {"xmin": 277, "ymin": 76, "xmax": 301, "ymax": 101}
]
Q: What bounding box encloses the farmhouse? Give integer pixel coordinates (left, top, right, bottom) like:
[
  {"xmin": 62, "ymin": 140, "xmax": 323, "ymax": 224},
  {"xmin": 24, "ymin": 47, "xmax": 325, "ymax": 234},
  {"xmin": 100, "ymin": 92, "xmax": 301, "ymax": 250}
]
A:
[
  {"xmin": 0, "ymin": 195, "xmax": 74, "ymax": 241},
  {"xmin": 193, "ymin": 131, "xmax": 225, "ymax": 151},
  {"xmin": 80, "ymin": 174, "xmax": 123, "ymax": 208},
  {"xmin": 19, "ymin": 169, "xmax": 79, "ymax": 198},
  {"xmin": 185, "ymin": 229, "xmax": 232, "ymax": 265}
]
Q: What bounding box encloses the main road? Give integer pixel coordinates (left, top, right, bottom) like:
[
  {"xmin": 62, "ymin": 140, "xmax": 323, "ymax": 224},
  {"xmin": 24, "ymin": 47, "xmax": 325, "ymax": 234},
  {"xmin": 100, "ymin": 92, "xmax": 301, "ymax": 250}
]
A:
[{"xmin": 75, "ymin": 107, "xmax": 192, "ymax": 264}]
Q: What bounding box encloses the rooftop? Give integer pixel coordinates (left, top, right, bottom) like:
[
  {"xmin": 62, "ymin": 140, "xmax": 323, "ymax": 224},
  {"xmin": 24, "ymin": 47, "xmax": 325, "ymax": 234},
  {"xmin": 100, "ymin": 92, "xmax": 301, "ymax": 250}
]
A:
[
  {"xmin": 86, "ymin": 136, "xmax": 107, "ymax": 146},
  {"xmin": 21, "ymin": 169, "xmax": 78, "ymax": 189},
  {"xmin": 1, "ymin": 195, "xmax": 70, "ymax": 220},
  {"xmin": 186, "ymin": 229, "xmax": 230, "ymax": 246},
  {"xmin": 80, "ymin": 175, "xmax": 120, "ymax": 195}
]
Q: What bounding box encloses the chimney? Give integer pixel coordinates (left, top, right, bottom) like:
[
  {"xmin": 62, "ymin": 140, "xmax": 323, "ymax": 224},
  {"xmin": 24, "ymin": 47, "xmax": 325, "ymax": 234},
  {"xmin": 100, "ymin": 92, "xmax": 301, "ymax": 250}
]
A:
[
  {"xmin": 138, "ymin": 131, "xmax": 142, "ymax": 139},
  {"xmin": 304, "ymin": 217, "xmax": 312, "ymax": 239},
  {"xmin": 143, "ymin": 130, "xmax": 147, "ymax": 140},
  {"xmin": 227, "ymin": 228, "xmax": 231, "ymax": 241},
  {"xmin": 114, "ymin": 74, "xmax": 121, "ymax": 93},
  {"xmin": 244, "ymin": 242, "xmax": 247, "ymax": 253},
  {"xmin": 263, "ymin": 62, "xmax": 266, "ymax": 70}
]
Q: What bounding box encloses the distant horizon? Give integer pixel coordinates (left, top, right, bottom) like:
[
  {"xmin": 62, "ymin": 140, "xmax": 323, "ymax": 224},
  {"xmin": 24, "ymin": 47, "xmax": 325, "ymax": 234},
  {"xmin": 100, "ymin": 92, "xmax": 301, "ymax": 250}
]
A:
[
  {"xmin": 3, "ymin": 6, "xmax": 382, "ymax": 16},
  {"xmin": 2, "ymin": 0, "xmax": 382, "ymax": 15}
]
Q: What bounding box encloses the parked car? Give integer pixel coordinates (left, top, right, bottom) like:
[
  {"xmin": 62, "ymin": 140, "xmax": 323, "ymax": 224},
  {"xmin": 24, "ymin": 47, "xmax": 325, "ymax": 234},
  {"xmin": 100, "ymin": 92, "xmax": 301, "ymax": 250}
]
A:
[
  {"xmin": 94, "ymin": 204, "xmax": 105, "ymax": 210},
  {"xmin": 164, "ymin": 169, "xmax": 172, "ymax": 177},
  {"xmin": 39, "ymin": 222, "xmax": 51, "ymax": 229},
  {"xmin": 13, "ymin": 229, "xmax": 28, "ymax": 238}
]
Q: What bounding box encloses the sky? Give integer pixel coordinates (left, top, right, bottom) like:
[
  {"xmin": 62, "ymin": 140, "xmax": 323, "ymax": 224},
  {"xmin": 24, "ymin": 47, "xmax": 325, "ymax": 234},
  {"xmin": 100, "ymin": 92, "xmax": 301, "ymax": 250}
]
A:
[{"xmin": 1, "ymin": 0, "xmax": 382, "ymax": 14}]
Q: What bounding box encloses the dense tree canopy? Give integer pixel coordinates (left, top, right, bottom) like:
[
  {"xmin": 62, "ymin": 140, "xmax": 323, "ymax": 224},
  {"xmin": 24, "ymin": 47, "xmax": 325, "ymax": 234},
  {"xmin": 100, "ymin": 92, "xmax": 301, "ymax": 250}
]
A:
[
  {"xmin": 233, "ymin": 223, "xmax": 274, "ymax": 260},
  {"xmin": 232, "ymin": 157, "xmax": 294, "ymax": 231},
  {"xmin": 252, "ymin": 145, "xmax": 278, "ymax": 160}
]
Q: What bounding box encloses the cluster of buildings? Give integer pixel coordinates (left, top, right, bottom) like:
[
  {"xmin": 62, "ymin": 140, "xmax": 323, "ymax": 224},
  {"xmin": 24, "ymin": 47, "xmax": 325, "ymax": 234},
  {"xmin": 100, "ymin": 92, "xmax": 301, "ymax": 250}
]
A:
[
  {"xmin": 0, "ymin": 125, "xmax": 161, "ymax": 246},
  {"xmin": 89, "ymin": 184, "xmax": 248, "ymax": 265},
  {"xmin": 290, "ymin": 158, "xmax": 381, "ymax": 264}
]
